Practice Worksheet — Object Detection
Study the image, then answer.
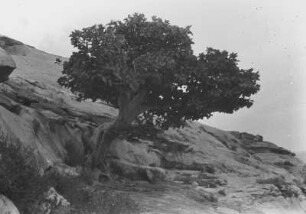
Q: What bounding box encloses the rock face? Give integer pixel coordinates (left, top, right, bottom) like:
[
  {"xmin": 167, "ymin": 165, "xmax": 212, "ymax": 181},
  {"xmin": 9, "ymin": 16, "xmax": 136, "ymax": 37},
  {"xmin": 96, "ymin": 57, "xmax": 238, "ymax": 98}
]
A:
[
  {"xmin": 0, "ymin": 195, "xmax": 20, "ymax": 214},
  {"xmin": 0, "ymin": 78, "xmax": 107, "ymax": 170},
  {"xmin": 0, "ymin": 47, "xmax": 16, "ymax": 82}
]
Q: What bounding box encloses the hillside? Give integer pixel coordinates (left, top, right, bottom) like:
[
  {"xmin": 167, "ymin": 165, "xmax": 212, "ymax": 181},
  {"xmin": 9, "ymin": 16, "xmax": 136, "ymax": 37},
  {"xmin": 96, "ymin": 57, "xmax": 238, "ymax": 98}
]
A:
[{"xmin": 1, "ymin": 35, "xmax": 306, "ymax": 214}]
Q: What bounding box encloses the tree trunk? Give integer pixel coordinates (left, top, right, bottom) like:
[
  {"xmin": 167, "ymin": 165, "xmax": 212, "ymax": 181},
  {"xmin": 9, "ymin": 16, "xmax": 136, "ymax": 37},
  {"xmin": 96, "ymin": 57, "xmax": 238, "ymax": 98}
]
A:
[
  {"xmin": 90, "ymin": 90, "xmax": 147, "ymax": 168},
  {"xmin": 90, "ymin": 119, "xmax": 125, "ymax": 168}
]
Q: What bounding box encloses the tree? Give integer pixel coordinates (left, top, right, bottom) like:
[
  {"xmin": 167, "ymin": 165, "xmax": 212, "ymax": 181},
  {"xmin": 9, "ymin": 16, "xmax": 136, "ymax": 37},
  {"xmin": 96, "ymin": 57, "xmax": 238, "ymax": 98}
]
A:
[{"xmin": 58, "ymin": 13, "xmax": 260, "ymax": 167}]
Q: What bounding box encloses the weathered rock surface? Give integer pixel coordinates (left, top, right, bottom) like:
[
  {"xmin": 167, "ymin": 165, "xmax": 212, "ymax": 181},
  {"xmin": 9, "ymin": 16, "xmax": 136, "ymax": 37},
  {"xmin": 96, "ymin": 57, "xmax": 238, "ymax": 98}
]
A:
[
  {"xmin": 0, "ymin": 47, "xmax": 16, "ymax": 82},
  {"xmin": 0, "ymin": 77, "xmax": 114, "ymax": 170},
  {"xmin": 0, "ymin": 195, "xmax": 20, "ymax": 214},
  {"xmin": 1, "ymin": 35, "xmax": 306, "ymax": 213}
]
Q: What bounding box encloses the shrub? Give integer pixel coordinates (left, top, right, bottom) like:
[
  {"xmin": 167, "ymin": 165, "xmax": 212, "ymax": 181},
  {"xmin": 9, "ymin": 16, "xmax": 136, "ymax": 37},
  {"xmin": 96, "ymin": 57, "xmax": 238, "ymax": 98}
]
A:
[
  {"xmin": 51, "ymin": 174, "xmax": 141, "ymax": 214},
  {"xmin": 0, "ymin": 134, "xmax": 52, "ymax": 213},
  {"xmin": 205, "ymin": 165, "xmax": 216, "ymax": 174},
  {"xmin": 218, "ymin": 189, "xmax": 226, "ymax": 196},
  {"xmin": 77, "ymin": 191, "xmax": 142, "ymax": 214}
]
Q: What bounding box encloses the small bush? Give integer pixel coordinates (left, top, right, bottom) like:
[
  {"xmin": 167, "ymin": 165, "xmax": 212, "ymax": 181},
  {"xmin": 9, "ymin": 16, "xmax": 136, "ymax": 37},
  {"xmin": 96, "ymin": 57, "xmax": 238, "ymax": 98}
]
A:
[
  {"xmin": 55, "ymin": 57, "xmax": 62, "ymax": 64},
  {"xmin": 78, "ymin": 191, "xmax": 142, "ymax": 214},
  {"xmin": 52, "ymin": 175, "xmax": 141, "ymax": 214},
  {"xmin": 0, "ymin": 137, "xmax": 53, "ymax": 213},
  {"xmin": 205, "ymin": 165, "xmax": 216, "ymax": 174},
  {"xmin": 52, "ymin": 168, "xmax": 141, "ymax": 214},
  {"xmin": 218, "ymin": 189, "xmax": 226, "ymax": 196}
]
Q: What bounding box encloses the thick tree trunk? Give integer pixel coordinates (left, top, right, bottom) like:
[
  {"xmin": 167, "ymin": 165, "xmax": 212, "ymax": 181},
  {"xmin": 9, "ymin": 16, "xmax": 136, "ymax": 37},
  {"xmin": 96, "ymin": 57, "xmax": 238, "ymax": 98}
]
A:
[
  {"xmin": 91, "ymin": 119, "xmax": 125, "ymax": 168},
  {"xmin": 90, "ymin": 90, "xmax": 147, "ymax": 168}
]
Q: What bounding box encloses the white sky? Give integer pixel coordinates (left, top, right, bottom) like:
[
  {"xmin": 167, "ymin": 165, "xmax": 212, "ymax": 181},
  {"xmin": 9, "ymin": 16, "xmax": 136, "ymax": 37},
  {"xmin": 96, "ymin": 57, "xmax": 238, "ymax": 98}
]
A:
[{"xmin": 1, "ymin": 0, "xmax": 306, "ymax": 152}]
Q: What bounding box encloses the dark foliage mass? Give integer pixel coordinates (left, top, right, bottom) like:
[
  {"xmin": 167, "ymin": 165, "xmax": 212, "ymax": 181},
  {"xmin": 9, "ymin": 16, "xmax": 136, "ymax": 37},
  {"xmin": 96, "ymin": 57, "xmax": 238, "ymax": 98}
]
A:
[
  {"xmin": 58, "ymin": 13, "xmax": 260, "ymax": 129},
  {"xmin": 0, "ymin": 137, "xmax": 49, "ymax": 213}
]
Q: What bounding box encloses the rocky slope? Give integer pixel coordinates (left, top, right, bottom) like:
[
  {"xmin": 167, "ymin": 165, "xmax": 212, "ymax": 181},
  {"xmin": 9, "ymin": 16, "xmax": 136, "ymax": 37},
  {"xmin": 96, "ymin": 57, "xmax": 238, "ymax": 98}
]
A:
[{"xmin": 1, "ymin": 35, "xmax": 306, "ymax": 213}]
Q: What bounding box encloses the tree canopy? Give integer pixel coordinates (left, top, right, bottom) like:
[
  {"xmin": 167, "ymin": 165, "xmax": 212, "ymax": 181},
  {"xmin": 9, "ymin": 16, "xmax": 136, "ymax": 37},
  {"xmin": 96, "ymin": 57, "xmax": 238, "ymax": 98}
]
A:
[{"xmin": 58, "ymin": 13, "xmax": 260, "ymax": 129}]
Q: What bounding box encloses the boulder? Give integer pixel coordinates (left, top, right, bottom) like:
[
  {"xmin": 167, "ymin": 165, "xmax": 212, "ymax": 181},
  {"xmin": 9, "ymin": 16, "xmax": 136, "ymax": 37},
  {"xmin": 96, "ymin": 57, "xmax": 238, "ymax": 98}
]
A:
[
  {"xmin": 0, "ymin": 47, "xmax": 16, "ymax": 82},
  {"xmin": 245, "ymin": 141, "xmax": 295, "ymax": 156},
  {"xmin": 110, "ymin": 138, "xmax": 161, "ymax": 166},
  {"xmin": 110, "ymin": 160, "xmax": 166, "ymax": 183},
  {"xmin": 0, "ymin": 195, "xmax": 20, "ymax": 214}
]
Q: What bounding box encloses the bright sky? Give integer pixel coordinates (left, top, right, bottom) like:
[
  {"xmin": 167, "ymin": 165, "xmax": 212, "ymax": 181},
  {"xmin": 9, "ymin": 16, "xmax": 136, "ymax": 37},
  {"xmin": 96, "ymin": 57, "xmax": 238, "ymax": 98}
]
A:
[{"xmin": 1, "ymin": 0, "xmax": 306, "ymax": 152}]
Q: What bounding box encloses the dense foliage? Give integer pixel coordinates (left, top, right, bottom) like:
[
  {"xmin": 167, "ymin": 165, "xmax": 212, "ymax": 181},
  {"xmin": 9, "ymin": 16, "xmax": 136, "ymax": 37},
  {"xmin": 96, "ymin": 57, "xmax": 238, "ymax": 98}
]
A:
[
  {"xmin": 0, "ymin": 135, "xmax": 49, "ymax": 213},
  {"xmin": 58, "ymin": 13, "xmax": 259, "ymax": 129}
]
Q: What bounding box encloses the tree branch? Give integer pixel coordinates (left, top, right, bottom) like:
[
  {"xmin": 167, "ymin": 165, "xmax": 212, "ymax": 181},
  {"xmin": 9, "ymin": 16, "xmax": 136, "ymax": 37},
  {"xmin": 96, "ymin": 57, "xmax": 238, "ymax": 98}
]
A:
[{"xmin": 116, "ymin": 89, "xmax": 147, "ymax": 125}]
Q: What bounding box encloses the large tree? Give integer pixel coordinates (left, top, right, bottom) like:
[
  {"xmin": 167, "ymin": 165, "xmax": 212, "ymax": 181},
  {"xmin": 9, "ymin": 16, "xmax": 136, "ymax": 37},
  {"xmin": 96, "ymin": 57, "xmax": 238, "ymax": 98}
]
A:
[{"xmin": 58, "ymin": 13, "xmax": 260, "ymax": 167}]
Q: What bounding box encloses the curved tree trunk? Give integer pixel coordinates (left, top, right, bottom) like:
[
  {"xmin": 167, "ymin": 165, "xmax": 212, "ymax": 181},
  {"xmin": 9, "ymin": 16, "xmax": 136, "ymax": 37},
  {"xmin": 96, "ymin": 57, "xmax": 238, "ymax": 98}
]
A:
[
  {"xmin": 91, "ymin": 119, "xmax": 125, "ymax": 168},
  {"xmin": 90, "ymin": 90, "xmax": 147, "ymax": 168}
]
